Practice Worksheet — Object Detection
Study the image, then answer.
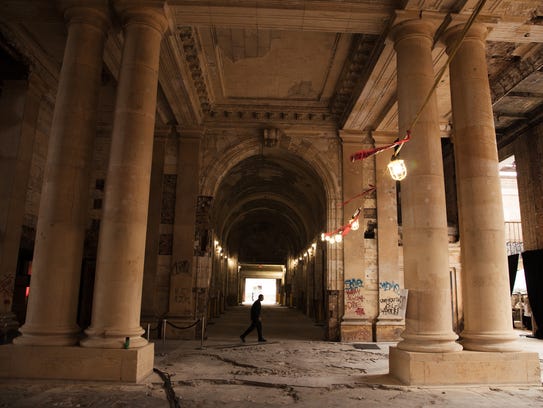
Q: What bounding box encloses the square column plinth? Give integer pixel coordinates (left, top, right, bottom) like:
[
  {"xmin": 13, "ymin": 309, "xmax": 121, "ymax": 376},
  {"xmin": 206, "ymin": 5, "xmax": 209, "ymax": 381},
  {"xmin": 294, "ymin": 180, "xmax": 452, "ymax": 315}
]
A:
[
  {"xmin": 389, "ymin": 347, "xmax": 540, "ymax": 385},
  {"xmin": 340, "ymin": 321, "xmax": 373, "ymax": 342},
  {"xmin": 0, "ymin": 343, "xmax": 154, "ymax": 382}
]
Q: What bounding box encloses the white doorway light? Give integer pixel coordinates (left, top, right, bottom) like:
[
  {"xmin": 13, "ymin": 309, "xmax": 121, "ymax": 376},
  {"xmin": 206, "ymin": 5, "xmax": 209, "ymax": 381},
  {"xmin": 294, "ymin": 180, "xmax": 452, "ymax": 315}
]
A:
[{"xmin": 244, "ymin": 278, "xmax": 277, "ymax": 305}]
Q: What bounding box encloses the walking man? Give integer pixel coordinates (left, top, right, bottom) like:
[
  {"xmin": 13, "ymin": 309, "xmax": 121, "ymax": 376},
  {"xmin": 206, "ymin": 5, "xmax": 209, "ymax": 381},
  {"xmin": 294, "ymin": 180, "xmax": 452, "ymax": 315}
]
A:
[{"xmin": 240, "ymin": 294, "xmax": 266, "ymax": 342}]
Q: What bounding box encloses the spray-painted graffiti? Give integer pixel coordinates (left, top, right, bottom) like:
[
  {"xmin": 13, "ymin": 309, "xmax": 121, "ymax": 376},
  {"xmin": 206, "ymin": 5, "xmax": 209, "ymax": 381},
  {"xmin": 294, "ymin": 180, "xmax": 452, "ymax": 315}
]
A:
[
  {"xmin": 379, "ymin": 288, "xmax": 409, "ymax": 318},
  {"xmin": 380, "ymin": 297, "xmax": 401, "ymax": 315},
  {"xmin": 379, "ymin": 281, "xmax": 400, "ymax": 293},
  {"xmin": 345, "ymin": 287, "xmax": 365, "ymax": 316},
  {"xmin": 344, "ymin": 278, "xmax": 363, "ymax": 291},
  {"xmin": 174, "ymin": 287, "xmax": 191, "ymax": 304}
]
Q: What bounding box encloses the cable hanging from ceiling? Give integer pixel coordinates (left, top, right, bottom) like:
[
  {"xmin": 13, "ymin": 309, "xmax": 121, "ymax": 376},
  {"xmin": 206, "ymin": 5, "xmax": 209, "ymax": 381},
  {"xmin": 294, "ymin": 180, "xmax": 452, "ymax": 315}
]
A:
[{"xmin": 322, "ymin": 0, "xmax": 488, "ymax": 245}]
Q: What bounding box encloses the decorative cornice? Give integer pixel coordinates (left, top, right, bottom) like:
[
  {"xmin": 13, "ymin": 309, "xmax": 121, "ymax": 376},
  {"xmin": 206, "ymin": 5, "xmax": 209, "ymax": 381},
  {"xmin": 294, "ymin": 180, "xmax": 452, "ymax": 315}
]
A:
[
  {"xmin": 206, "ymin": 106, "xmax": 334, "ymax": 125},
  {"xmin": 329, "ymin": 34, "xmax": 379, "ymax": 123},
  {"xmin": 178, "ymin": 26, "xmax": 212, "ymax": 115}
]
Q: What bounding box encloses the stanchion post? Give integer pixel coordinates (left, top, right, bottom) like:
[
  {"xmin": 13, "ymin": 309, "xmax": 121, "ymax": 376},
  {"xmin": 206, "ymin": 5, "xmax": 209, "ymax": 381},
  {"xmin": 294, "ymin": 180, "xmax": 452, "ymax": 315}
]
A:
[
  {"xmin": 200, "ymin": 315, "xmax": 205, "ymax": 349},
  {"xmin": 162, "ymin": 319, "xmax": 167, "ymax": 344},
  {"xmin": 147, "ymin": 323, "xmax": 151, "ymax": 341}
]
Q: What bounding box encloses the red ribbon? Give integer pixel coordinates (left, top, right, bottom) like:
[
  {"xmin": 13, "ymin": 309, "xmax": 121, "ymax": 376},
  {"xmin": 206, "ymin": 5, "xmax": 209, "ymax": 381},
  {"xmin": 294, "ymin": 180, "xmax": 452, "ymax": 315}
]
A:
[{"xmin": 350, "ymin": 131, "xmax": 411, "ymax": 163}]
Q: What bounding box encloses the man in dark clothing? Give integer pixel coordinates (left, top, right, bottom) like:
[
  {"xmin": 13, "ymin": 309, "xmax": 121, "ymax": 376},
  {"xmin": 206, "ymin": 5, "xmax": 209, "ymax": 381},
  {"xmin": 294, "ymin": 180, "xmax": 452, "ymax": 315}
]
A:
[{"xmin": 240, "ymin": 294, "xmax": 266, "ymax": 342}]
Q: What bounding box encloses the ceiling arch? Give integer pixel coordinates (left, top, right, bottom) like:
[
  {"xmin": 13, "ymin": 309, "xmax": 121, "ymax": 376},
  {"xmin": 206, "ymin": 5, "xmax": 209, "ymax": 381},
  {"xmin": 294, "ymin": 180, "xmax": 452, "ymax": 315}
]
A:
[{"xmin": 212, "ymin": 152, "xmax": 327, "ymax": 264}]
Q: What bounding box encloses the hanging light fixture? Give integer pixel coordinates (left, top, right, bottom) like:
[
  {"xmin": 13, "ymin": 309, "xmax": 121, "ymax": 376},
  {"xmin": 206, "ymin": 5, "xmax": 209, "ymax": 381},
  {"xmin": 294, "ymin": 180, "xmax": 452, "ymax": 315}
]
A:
[
  {"xmin": 350, "ymin": 218, "xmax": 360, "ymax": 231},
  {"xmin": 334, "ymin": 232, "xmax": 343, "ymax": 243},
  {"xmin": 349, "ymin": 208, "xmax": 361, "ymax": 231},
  {"xmin": 387, "ymin": 158, "xmax": 407, "ymax": 181}
]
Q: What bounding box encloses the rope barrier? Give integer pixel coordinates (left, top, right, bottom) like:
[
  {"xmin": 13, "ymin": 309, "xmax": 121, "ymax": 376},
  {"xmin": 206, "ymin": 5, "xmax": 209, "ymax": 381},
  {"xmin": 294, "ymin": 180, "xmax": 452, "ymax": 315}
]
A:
[{"xmin": 165, "ymin": 319, "xmax": 201, "ymax": 330}]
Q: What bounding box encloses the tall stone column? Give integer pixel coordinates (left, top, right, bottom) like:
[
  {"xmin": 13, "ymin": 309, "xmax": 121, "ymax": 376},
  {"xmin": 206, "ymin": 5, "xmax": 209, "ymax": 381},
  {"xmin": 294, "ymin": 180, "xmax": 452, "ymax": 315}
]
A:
[
  {"xmin": 81, "ymin": 1, "xmax": 168, "ymax": 349},
  {"xmin": 339, "ymin": 130, "xmax": 375, "ymax": 342},
  {"xmin": 444, "ymin": 23, "xmax": 519, "ymax": 351},
  {"xmin": 390, "ymin": 19, "xmax": 461, "ymax": 353},
  {"xmin": 514, "ymin": 123, "xmax": 543, "ymax": 251},
  {"xmin": 167, "ymin": 129, "xmax": 202, "ymax": 338},
  {"xmin": 0, "ymin": 75, "xmax": 44, "ymax": 336},
  {"xmin": 15, "ymin": 2, "xmax": 109, "ymax": 346},
  {"xmin": 373, "ymin": 133, "xmax": 404, "ymax": 341}
]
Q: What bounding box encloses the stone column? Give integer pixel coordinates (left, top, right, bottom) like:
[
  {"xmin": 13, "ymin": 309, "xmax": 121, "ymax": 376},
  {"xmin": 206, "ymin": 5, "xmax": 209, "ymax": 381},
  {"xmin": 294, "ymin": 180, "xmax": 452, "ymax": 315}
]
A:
[
  {"xmin": 168, "ymin": 130, "xmax": 202, "ymax": 321},
  {"xmin": 373, "ymin": 133, "xmax": 404, "ymax": 341},
  {"xmin": 514, "ymin": 124, "xmax": 543, "ymax": 252},
  {"xmin": 390, "ymin": 19, "xmax": 461, "ymax": 353},
  {"xmin": 15, "ymin": 2, "xmax": 109, "ymax": 346},
  {"xmin": 0, "ymin": 75, "xmax": 44, "ymax": 335},
  {"xmin": 339, "ymin": 130, "xmax": 375, "ymax": 341},
  {"xmin": 444, "ymin": 23, "xmax": 520, "ymax": 351},
  {"xmin": 81, "ymin": 1, "xmax": 168, "ymax": 349}
]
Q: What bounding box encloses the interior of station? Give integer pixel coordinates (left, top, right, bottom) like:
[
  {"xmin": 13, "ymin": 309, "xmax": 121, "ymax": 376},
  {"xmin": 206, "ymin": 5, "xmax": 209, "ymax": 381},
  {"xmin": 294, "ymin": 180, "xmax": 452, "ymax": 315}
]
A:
[{"xmin": 1, "ymin": 0, "xmax": 543, "ymax": 390}]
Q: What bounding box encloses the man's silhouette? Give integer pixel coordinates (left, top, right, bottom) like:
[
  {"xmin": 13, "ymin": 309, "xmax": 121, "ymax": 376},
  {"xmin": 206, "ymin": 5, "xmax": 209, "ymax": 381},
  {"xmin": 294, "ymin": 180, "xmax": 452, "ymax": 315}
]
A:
[{"xmin": 240, "ymin": 294, "xmax": 266, "ymax": 342}]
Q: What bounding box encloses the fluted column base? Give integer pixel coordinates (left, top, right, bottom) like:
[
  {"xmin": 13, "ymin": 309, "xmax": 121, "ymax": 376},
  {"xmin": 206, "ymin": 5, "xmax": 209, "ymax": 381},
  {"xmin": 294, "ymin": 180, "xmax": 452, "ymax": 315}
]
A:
[
  {"xmin": 461, "ymin": 330, "xmax": 521, "ymax": 352},
  {"xmin": 14, "ymin": 324, "xmax": 79, "ymax": 346},
  {"xmin": 397, "ymin": 331, "xmax": 462, "ymax": 353},
  {"xmin": 81, "ymin": 326, "xmax": 147, "ymax": 349}
]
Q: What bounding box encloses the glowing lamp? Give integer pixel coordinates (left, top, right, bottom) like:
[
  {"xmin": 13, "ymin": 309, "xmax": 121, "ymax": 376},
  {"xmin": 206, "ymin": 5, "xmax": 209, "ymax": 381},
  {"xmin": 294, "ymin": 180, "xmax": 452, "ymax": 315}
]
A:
[
  {"xmin": 334, "ymin": 233, "xmax": 343, "ymax": 243},
  {"xmin": 387, "ymin": 158, "xmax": 407, "ymax": 181},
  {"xmin": 321, "ymin": 233, "xmax": 326, "ymax": 241},
  {"xmin": 350, "ymin": 218, "xmax": 360, "ymax": 231}
]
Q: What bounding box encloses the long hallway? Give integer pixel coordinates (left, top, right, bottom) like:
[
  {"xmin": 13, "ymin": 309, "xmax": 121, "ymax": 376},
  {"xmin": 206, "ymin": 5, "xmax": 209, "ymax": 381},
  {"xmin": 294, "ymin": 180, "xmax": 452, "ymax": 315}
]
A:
[{"xmin": 206, "ymin": 304, "xmax": 326, "ymax": 342}]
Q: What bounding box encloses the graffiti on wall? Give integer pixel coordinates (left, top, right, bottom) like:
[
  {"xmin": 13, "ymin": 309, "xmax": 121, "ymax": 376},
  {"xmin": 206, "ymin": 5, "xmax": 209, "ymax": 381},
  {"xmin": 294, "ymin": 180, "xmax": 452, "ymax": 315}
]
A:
[
  {"xmin": 379, "ymin": 280, "xmax": 408, "ymax": 318},
  {"xmin": 344, "ymin": 278, "xmax": 363, "ymax": 291},
  {"xmin": 173, "ymin": 287, "xmax": 191, "ymax": 304},
  {"xmin": 379, "ymin": 280, "xmax": 400, "ymax": 293},
  {"xmin": 344, "ymin": 278, "xmax": 365, "ymax": 316}
]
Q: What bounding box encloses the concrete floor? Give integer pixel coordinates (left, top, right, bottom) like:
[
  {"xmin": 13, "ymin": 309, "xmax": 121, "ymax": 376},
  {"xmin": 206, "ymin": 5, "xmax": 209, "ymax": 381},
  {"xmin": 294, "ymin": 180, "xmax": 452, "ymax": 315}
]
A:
[{"xmin": 1, "ymin": 305, "xmax": 542, "ymax": 407}]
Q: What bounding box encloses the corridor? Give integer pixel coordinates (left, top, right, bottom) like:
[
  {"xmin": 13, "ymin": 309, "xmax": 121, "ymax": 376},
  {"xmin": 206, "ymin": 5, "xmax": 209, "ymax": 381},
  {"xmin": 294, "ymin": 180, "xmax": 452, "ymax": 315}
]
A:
[
  {"xmin": 1, "ymin": 305, "xmax": 543, "ymax": 407},
  {"xmin": 206, "ymin": 304, "xmax": 326, "ymax": 342}
]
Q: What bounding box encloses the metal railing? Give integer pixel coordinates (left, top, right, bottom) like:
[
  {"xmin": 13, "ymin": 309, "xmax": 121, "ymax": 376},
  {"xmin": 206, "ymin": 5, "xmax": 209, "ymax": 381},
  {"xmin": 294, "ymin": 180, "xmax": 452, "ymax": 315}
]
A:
[
  {"xmin": 145, "ymin": 316, "xmax": 206, "ymax": 348},
  {"xmin": 505, "ymin": 221, "xmax": 523, "ymax": 256}
]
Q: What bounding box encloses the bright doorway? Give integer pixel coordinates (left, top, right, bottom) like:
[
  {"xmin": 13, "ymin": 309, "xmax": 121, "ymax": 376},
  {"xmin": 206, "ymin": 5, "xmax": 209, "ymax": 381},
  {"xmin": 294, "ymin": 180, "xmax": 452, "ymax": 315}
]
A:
[{"xmin": 243, "ymin": 278, "xmax": 277, "ymax": 305}]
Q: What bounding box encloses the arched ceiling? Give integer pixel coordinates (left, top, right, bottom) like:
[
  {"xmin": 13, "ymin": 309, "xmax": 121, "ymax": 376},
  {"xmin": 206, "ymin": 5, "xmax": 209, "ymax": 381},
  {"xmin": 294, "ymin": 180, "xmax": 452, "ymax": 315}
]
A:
[{"xmin": 212, "ymin": 153, "xmax": 326, "ymax": 264}]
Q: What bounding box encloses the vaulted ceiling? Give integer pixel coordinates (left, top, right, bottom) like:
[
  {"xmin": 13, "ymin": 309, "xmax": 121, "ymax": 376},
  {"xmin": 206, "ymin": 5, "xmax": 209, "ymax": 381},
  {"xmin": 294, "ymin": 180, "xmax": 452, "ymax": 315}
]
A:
[{"xmin": 1, "ymin": 0, "xmax": 542, "ymax": 263}]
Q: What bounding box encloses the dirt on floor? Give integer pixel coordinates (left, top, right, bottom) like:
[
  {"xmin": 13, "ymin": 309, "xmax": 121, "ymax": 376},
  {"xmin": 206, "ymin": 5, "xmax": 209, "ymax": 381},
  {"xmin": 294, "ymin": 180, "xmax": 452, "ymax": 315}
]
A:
[{"xmin": 2, "ymin": 338, "xmax": 542, "ymax": 408}]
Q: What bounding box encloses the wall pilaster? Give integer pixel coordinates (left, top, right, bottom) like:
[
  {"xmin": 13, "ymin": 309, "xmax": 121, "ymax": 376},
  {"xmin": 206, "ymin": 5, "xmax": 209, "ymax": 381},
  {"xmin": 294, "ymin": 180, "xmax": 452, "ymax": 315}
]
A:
[{"xmin": 339, "ymin": 130, "xmax": 375, "ymax": 341}]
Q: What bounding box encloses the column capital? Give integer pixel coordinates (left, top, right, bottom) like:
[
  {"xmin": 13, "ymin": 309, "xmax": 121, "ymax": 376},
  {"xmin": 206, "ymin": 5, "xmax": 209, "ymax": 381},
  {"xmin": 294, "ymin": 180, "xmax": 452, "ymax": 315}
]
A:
[
  {"xmin": 113, "ymin": 0, "xmax": 169, "ymax": 35},
  {"xmin": 389, "ymin": 16, "xmax": 441, "ymax": 46},
  {"xmin": 177, "ymin": 126, "xmax": 205, "ymax": 141},
  {"xmin": 441, "ymin": 22, "xmax": 489, "ymax": 50},
  {"xmin": 58, "ymin": 0, "xmax": 110, "ymax": 33},
  {"xmin": 338, "ymin": 129, "xmax": 372, "ymax": 144},
  {"xmin": 371, "ymin": 131, "xmax": 398, "ymax": 147}
]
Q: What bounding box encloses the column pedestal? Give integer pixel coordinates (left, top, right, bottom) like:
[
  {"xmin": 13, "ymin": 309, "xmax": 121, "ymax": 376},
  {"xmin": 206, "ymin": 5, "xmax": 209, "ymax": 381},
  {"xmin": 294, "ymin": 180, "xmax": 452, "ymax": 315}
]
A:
[
  {"xmin": 341, "ymin": 320, "xmax": 373, "ymax": 342},
  {"xmin": 0, "ymin": 343, "xmax": 154, "ymax": 382},
  {"xmin": 390, "ymin": 347, "xmax": 540, "ymax": 385},
  {"xmin": 375, "ymin": 320, "xmax": 403, "ymax": 342}
]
